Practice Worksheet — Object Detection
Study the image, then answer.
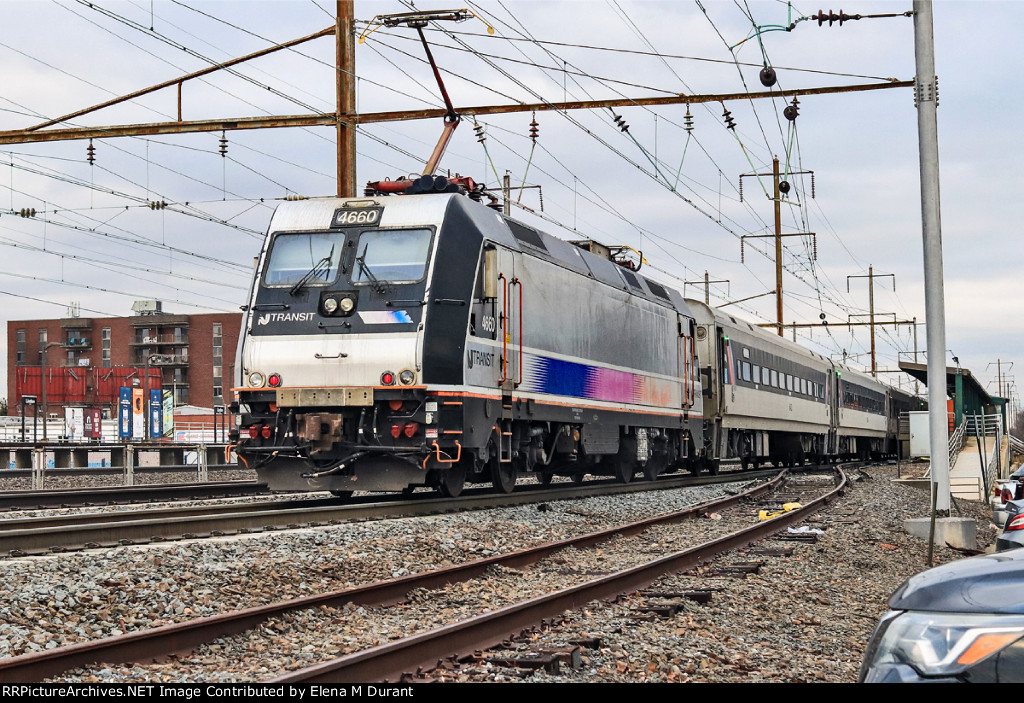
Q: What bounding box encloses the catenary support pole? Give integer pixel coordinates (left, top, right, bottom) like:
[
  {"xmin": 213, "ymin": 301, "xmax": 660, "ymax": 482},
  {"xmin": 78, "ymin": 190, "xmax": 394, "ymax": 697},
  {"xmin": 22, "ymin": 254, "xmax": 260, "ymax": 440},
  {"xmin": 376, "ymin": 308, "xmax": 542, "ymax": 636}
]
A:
[{"xmin": 914, "ymin": 0, "xmax": 950, "ymax": 513}]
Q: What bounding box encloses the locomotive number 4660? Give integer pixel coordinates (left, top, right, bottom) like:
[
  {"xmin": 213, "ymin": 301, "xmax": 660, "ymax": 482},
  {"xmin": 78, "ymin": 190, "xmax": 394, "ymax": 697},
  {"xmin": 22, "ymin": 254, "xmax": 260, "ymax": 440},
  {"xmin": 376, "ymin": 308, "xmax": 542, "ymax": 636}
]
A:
[{"xmin": 332, "ymin": 207, "xmax": 384, "ymax": 228}]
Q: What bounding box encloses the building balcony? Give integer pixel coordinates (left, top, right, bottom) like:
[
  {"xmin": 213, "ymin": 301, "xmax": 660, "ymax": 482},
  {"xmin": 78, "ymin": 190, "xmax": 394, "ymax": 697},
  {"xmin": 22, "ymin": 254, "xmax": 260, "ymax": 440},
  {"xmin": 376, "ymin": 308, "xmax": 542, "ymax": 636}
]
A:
[
  {"xmin": 145, "ymin": 354, "xmax": 189, "ymax": 367},
  {"xmin": 130, "ymin": 337, "xmax": 189, "ymax": 346}
]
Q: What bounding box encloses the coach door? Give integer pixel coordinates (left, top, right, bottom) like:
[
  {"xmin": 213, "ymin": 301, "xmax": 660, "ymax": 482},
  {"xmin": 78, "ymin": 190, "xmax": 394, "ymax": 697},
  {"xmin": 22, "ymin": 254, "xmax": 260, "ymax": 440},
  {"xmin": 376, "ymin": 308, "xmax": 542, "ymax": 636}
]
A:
[
  {"xmin": 678, "ymin": 314, "xmax": 696, "ymax": 409},
  {"xmin": 484, "ymin": 245, "xmax": 521, "ymax": 391}
]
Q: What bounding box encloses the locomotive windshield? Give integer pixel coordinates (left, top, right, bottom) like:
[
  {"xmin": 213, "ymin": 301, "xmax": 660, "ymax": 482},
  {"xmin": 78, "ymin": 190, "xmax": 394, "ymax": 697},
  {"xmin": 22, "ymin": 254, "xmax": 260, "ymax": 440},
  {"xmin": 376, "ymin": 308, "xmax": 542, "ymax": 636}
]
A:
[
  {"xmin": 263, "ymin": 231, "xmax": 345, "ymax": 287},
  {"xmin": 351, "ymin": 228, "xmax": 432, "ymax": 284}
]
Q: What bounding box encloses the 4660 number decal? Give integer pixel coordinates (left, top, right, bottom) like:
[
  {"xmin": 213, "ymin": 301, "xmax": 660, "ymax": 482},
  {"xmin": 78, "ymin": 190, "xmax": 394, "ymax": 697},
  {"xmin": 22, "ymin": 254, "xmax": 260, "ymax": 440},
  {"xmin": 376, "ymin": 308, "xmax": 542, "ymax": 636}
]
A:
[{"xmin": 331, "ymin": 207, "xmax": 384, "ymax": 228}]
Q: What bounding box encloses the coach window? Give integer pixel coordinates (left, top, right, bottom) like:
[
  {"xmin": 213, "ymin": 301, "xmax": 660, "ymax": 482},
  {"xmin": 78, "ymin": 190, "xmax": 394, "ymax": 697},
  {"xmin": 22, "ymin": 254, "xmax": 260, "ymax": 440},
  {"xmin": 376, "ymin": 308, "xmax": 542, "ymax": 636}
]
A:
[
  {"xmin": 741, "ymin": 361, "xmax": 751, "ymax": 382},
  {"xmin": 771, "ymin": 369, "xmax": 779, "ymax": 388},
  {"xmin": 762, "ymin": 367, "xmax": 770, "ymax": 385},
  {"xmin": 752, "ymin": 365, "xmax": 760, "ymax": 384}
]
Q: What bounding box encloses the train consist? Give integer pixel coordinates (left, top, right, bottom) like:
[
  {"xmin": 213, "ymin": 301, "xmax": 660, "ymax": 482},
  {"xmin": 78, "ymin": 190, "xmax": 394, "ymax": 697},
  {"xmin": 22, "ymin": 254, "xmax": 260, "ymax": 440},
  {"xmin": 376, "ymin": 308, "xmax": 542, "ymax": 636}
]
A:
[{"xmin": 230, "ymin": 176, "xmax": 917, "ymax": 496}]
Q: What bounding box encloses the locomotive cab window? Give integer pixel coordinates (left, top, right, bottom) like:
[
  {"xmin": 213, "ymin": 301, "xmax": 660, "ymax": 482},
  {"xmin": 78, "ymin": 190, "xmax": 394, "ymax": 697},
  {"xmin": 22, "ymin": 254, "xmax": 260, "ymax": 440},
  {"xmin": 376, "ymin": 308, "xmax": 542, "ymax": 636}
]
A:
[
  {"xmin": 263, "ymin": 231, "xmax": 346, "ymax": 287},
  {"xmin": 351, "ymin": 228, "xmax": 433, "ymax": 284}
]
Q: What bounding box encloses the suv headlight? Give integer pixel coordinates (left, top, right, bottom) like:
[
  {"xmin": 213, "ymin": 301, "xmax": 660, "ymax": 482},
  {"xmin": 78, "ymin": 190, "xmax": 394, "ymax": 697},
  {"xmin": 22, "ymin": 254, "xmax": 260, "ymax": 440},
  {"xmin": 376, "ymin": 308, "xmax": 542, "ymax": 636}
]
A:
[{"xmin": 863, "ymin": 610, "xmax": 1024, "ymax": 679}]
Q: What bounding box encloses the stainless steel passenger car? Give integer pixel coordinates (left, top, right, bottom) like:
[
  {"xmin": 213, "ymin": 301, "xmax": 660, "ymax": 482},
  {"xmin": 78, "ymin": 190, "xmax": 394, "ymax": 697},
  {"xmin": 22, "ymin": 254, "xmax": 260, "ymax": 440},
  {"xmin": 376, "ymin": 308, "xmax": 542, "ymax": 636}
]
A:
[
  {"xmin": 232, "ymin": 178, "xmax": 704, "ymax": 496},
  {"xmin": 687, "ymin": 299, "xmax": 903, "ymax": 467}
]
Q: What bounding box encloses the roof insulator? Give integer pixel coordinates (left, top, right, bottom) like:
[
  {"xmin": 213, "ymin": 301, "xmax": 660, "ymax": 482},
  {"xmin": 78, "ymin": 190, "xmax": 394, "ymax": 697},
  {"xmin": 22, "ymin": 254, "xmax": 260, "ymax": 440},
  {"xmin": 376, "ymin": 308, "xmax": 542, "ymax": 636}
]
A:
[
  {"xmin": 529, "ymin": 112, "xmax": 539, "ymax": 142},
  {"xmin": 684, "ymin": 105, "xmax": 694, "ymax": 133},
  {"xmin": 722, "ymin": 105, "xmax": 737, "ymax": 131},
  {"xmin": 219, "ymin": 131, "xmax": 228, "ymax": 158},
  {"xmin": 474, "ymin": 121, "xmax": 486, "ymax": 144},
  {"xmin": 86, "ymin": 139, "xmax": 96, "ymax": 165},
  {"xmin": 612, "ymin": 112, "xmax": 629, "ymax": 133}
]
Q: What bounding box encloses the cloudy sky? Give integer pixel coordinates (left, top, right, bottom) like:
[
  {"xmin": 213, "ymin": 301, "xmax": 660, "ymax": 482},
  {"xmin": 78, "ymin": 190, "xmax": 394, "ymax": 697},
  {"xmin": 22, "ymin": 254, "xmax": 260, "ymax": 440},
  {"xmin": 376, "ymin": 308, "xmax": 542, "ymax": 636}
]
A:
[{"xmin": 0, "ymin": 0, "xmax": 1019, "ymax": 408}]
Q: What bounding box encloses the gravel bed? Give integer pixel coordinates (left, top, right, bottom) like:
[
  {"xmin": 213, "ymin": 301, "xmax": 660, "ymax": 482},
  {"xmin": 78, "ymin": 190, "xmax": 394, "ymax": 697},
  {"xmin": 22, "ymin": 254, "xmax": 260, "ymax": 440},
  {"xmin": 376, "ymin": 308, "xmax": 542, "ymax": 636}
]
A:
[
  {"xmin": 0, "ymin": 479, "xmax": 740, "ymax": 665},
  {"xmin": 0, "ymin": 464, "xmax": 1000, "ymax": 683}
]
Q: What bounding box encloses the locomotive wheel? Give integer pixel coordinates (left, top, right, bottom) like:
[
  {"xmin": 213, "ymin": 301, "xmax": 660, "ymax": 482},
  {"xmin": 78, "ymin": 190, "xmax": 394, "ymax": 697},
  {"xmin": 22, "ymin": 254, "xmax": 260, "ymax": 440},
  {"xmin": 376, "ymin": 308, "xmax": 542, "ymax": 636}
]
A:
[
  {"xmin": 436, "ymin": 463, "xmax": 466, "ymax": 498},
  {"xmin": 613, "ymin": 458, "xmax": 634, "ymax": 484},
  {"xmin": 643, "ymin": 454, "xmax": 666, "ymax": 481},
  {"xmin": 491, "ymin": 459, "xmax": 517, "ymax": 494},
  {"xmin": 330, "ymin": 490, "xmax": 354, "ymax": 500}
]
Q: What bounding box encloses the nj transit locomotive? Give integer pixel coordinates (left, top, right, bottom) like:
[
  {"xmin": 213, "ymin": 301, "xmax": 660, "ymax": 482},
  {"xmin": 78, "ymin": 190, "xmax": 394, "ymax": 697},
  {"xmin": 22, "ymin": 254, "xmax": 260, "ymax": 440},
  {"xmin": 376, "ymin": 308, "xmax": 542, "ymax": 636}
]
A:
[
  {"xmin": 232, "ymin": 176, "xmax": 910, "ymax": 495},
  {"xmin": 232, "ymin": 176, "xmax": 703, "ymax": 497}
]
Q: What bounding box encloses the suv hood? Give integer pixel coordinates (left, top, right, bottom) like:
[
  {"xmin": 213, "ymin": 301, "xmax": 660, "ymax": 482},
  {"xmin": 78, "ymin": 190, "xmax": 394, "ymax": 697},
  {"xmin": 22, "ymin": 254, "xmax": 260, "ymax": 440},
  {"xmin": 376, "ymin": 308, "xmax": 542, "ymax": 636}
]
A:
[{"xmin": 889, "ymin": 549, "xmax": 1024, "ymax": 614}]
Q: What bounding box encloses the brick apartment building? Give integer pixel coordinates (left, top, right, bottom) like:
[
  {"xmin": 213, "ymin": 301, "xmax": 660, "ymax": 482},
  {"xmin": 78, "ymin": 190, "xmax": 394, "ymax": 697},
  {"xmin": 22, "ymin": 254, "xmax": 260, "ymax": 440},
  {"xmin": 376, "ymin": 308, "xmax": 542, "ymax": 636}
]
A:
[{"xmin": 8, "ymin": 301, "xmax": 241, "ymax": 420}]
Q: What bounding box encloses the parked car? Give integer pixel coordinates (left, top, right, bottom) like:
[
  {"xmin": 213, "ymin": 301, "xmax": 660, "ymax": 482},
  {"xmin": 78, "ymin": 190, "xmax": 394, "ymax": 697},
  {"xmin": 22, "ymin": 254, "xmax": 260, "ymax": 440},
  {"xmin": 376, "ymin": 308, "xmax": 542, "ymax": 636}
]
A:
[
  {"xmin": 859, "ymin": 550, "xmax": 1024, "ymax": 682},
  {"xmin": 992, "ymin": 466, "xmax": 1024, "ymax": 529},
  {"xmin": 996, "ymin": 499, "xmax": 1024, "ymax": 552}
]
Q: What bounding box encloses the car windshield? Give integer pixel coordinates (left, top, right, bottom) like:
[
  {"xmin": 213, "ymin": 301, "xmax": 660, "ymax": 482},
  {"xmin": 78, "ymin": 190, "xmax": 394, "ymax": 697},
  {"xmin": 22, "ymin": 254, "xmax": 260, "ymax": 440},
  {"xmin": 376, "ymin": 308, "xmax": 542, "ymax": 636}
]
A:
[
  {"xmin": 352, "ymin": 228, "xmax": 432, "ymax": 284},
  {"xmin": 264, "ymin": 232, "xmax": 346, "ymax": 287}
]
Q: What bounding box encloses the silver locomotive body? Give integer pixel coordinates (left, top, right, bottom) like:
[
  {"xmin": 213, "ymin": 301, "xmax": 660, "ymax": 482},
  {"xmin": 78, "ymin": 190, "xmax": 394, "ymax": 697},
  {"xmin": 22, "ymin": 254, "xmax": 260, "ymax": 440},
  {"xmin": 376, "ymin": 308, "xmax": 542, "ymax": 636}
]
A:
[{"xmin": 234, "ymin": 188, "xmax": 704, "ymax": 495}]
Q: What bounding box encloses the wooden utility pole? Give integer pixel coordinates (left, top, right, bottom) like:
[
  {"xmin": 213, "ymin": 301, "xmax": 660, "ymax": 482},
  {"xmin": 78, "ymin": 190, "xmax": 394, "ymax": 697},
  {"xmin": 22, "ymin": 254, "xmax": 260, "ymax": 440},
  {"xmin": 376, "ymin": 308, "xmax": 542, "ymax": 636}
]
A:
[
  {"xmin": 684, "ymin": 271, "xmax": 729, "ymax": 305},
  {"xmin": 847, "ymin": 265, "xmax": 895, "ymax": 377},
  {"xmin": 337, "ymin": 1, "xmax": 356, "ymax": 197},
  {"xmin": 739, "ymin": 158, "xmax": 815, "ymax": 336}
]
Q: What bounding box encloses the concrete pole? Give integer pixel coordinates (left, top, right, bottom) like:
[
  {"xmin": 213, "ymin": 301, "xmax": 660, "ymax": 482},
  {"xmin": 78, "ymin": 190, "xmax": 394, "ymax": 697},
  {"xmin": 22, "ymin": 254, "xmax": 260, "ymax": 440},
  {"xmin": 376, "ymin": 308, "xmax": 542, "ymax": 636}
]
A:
[{"xmin": 914, "ymin": 0, "xmax": 950, "ymax": 513}]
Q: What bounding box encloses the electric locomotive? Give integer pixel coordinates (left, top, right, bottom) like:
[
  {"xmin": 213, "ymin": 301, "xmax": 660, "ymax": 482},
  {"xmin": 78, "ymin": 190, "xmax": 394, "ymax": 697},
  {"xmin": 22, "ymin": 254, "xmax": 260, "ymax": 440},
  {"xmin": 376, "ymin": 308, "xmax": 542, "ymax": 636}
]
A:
[{"xmin": 232, "ymin": 176, "xmax": 704, "ymax": 496}]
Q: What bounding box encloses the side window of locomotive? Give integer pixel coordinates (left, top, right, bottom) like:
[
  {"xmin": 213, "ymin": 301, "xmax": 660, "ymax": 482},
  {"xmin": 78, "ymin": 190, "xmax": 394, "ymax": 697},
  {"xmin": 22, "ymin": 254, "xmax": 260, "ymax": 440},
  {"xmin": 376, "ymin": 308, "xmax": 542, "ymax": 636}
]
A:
[
  {"xmin": 470, "ymin": 249, "xmax": 497, "ymax": 340},
  {"xmin": 351, "ymin": 228, "xmax": 432, "ymax": 284},
  {"xmin": 263, "ymin": 231, "xmax": 346, "ymax": 287}
]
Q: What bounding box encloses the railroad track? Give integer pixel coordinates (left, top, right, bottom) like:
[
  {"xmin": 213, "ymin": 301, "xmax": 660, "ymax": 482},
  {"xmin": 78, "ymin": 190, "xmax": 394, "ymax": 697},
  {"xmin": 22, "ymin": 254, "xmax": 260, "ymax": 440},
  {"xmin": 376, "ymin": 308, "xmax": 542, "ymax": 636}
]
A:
[
  {"xmin": 0, "ymin": 469, "xmax": 782, "ymax": 557},
  {"xmin": 0, "ymin": 466, "xmax": 847, "ymax": 683},
  {"xmin": 0, "ymin": 480, "xmax": 268, "ymax": 511}
]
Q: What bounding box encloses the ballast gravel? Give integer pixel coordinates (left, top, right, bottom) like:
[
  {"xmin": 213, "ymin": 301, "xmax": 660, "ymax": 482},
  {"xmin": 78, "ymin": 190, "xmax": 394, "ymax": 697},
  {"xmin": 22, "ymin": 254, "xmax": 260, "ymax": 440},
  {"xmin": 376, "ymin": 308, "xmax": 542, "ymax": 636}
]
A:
[{"xmin": 0, "ymin": 462, "xmax": 1001, "ymax": 683}]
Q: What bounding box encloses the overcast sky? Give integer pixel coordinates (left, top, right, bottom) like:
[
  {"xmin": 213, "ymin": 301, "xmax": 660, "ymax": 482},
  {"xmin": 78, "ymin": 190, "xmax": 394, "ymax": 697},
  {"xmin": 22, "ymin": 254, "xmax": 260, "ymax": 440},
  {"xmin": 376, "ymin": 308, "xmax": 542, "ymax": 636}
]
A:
[{"xmin": 0, "ymin": 0, "xmax": 1019, "ymax": 407}]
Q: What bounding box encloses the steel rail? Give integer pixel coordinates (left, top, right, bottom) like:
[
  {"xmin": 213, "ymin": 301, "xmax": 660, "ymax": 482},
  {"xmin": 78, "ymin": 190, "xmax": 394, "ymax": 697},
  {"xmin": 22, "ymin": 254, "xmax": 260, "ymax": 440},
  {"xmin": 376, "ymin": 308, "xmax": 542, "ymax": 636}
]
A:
[
  {"xmin": 0, "ymin": 469, "xmax": 797, "ymax": 682},
  {"xmin": 0, "ymin": 481, "xmax": 266, "ymax": 511},
  {"xmin": 0, "ymin": 469, "xmax": 779, "ymax": 556},
  {"xmin": 274, "ymin": 468, "xmax": 847, "ymax": 683}
]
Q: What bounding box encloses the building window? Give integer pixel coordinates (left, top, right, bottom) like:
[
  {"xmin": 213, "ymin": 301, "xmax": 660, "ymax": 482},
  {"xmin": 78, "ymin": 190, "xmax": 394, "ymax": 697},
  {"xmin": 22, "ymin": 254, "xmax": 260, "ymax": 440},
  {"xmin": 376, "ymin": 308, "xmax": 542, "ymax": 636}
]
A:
[
  {"xmin": 101, "ymin": 328, "xmax": 111, "ymax": 368},
  {"xmin": 212, "ymin": 322, "xmax": 223, "ymax": 403},
  {"xmin": 16, "ymin": 329, "xmax": 26, "ymax": 365},
  {"xmin": 38, "ymin": 329, "xmax": 47, "ymax": 364}
]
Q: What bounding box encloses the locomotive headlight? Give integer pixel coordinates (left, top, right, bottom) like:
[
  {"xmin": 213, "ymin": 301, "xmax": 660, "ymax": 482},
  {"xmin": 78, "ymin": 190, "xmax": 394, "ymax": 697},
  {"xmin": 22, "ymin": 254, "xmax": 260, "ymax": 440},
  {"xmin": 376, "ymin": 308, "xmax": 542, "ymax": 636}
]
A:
[
  {"xmin": 399, "ymin": 369, "xmax": 416, "ymax": 386},
  {"xmin": 248, "ymin": 371, "xmax": 266, "ymax": 388},
  {"xmin": 323, "ymin": 297, "xmax": 339, "ymax": 314},
  {"xmin": 339, "ymin": 295, "xmax": 356, "ymax": 313}
]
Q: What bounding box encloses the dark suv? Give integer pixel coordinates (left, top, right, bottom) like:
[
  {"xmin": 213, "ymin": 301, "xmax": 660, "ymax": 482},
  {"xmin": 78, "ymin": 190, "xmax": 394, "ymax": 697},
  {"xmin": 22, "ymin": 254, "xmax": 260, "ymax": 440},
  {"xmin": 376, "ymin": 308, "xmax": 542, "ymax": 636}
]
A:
[{"xmin": 859, "ymin": 550, "xmax": 1024, "ymax": 682}]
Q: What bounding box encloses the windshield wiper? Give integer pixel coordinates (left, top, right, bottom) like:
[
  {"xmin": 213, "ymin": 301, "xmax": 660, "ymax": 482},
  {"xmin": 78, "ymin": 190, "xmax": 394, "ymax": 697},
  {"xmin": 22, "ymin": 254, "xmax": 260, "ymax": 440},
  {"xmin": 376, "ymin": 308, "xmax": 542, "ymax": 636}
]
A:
[
  {"xmin": 289, "ymin": 244, "xmax": 335, "ymax": 296},
  {"xmin": 355, "ymin": 245, "xmax": 387, "ymax": 294}
]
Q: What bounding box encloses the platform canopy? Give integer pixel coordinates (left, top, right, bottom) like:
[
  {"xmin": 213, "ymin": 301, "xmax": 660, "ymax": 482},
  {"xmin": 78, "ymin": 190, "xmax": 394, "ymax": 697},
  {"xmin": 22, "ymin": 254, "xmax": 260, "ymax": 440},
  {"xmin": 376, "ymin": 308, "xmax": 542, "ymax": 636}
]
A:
[{"xmin": 898, "ymin": 361, "xmax": 1004, "ymax": 426}]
